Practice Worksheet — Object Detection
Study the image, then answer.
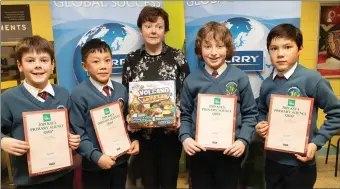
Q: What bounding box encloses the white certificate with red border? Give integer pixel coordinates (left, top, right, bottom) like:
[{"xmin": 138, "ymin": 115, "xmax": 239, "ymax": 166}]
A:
[
  {"xmin": 90, "ymin": 102, "xmax": 131, "ymax": 157},
  {"xmin": 195, "ymin": 94, "xmax": 237, "ymax": 150},
  {"xmin": 265, "ymin": 95, "xmax": 314, "ymax": 155},
  {"xmin": 23, "ymin": 109, "xmax": 73, "ymax": 176}
]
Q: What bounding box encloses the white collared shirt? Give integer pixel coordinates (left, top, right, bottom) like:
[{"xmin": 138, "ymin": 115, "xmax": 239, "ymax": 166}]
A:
[
  {"xmin": 23, "ymin": 80, "xmax": 55, "ymax": 102},
  {"xmin": 205, "ymin": 63, "xmax": 227, "ymax": 78},
  {"xmin": 272, "ymin": 62, "xmax": 298, "ymax": 80},
  {"xmin": 89, "ymin": 77, "xmax": 114, "ymax": 96}
]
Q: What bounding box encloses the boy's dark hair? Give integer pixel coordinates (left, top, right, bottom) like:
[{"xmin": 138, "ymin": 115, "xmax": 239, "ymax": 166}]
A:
[
  {"xmin": 195, "ymin": 21, "xmax": 235, "ymax": 61},
  {"xmin": 14, "ymin": 35, "xmax": 55, "ymax": 63},
  {"xmin": 137, "ymin": 6, "xmax": 169, "ymax": 32},
  {"xmin": 81, "ymin": 38, "xmax": 112, "ymax": 62},
  {"xmin": 267, "ymin": 23, "xmax": 303, "ymax": 50}
]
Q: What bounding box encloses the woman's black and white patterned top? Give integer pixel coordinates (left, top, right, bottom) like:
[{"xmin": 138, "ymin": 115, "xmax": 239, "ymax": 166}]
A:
[{"xmin": 122, "ymin": 43, "xmax": 190, "ymax": 139}]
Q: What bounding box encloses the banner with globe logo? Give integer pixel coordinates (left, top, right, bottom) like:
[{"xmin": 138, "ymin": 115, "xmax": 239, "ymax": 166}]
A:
[
  {"xmin": 50, "ymin": 1, "xmax": 163, "ymax": 92},
  {"xmin": 184, "ymin": 1, "xmax": 301, "ymax": 98}
]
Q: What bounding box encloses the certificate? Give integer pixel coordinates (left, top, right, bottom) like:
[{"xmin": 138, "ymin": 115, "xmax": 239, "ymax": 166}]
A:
[
  {"xmin": 265, "ymin": 95, "xmax": 314, "ymax": 155},
  {"xmin": 195, "ymin": 94, "xmax": 237, "ymax": 150},
  {"xmin": 23, "ymin": 109, "xmax": 73, "ymax": 177},
  {"xmin": 90, "ymin": 102, "xmax": 131, "ymax": 157},
  {"xmin": 128, "ymin": 80, "xmax": 177, "ymax": 128}
]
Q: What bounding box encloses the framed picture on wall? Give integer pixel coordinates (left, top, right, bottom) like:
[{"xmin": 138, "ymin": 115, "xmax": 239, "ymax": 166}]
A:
[
  {"xmin": 317, "ymin": 4, "xmax": 340, "ymax": 78},
  {"xmin": 1, "ymin": 5, "xmax": 33, "ymax": 43}
]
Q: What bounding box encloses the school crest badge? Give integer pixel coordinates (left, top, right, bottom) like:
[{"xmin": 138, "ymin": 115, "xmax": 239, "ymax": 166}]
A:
[
  {"xmin": 226, "ymin": 82, "xmax": 238, "ymax": 96},
  {"xmin": 288, "ymin": 87, "xmax": 301, "ymax": 97},
  {"xmin": 57, "ymin": 105, "xmax": 66, "ymax": 109}
]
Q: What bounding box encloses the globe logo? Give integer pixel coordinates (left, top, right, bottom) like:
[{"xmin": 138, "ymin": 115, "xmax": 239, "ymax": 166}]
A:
[
  {"xmin": 73, "ymin": 23, "xmax": 143, "ymax": 83},
  {"xmin": 222, "ymin": 17, "xmax": 273, "ymax": 98}
]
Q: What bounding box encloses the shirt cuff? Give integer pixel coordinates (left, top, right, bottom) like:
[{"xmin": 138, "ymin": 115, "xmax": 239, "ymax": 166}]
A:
[
  {"xmin": 90, "ymin": 150, "xmax": 103, "ymax": 164},
  {"xmin": 180, "ymin": 134, "xmax": 192, "ymax": 143},
  {"xmin": 1, "ymin": 134, "xmax": 7, "ymax": 140},
  {"xmin": 311, "ymin": 135, "xmax": 328, "ymax": 150},
  {"xmin": 237, "ymin": 138, "xmax": 248, "ymax": 148}
]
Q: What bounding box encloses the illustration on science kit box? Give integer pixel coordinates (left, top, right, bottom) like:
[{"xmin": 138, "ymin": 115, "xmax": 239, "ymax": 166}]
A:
[{"xmin": 128, "ymin": 80, "xmax": 176, "ymax": 128}]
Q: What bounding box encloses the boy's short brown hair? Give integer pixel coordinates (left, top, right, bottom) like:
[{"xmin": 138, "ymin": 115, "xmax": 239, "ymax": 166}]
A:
[
  {"xmin": 195, "ymin": 21, "xmax": 235, "ymax": 61},
  {"xmin": 14, "ymin": 35, "xmax": 55, "ymax": 63},
  {"xmin": 267, "ymin": 23, "xmax": 303, "ymax": 50},
  {"xmin": 137, "ymin": 6, "xmax": 169, "ymax": 32}
]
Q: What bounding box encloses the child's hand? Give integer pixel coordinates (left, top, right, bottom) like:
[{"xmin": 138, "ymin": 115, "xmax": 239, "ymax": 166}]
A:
[
  {"xmin": 295, "ymin": 143, "xmax": 317, "ymax": 162},
  {"xmin": 223, "ymin": 140, "xmax": 245, "ymax": 157},
  {"xmin": 1, "ymin": 137, "xmax": 30, "ymax": 156},
  {"xmin": 183, "ymin": 138, "xmax": 206, "ymax": 156},
  {"xmin": 127, "ymin": 140, "xmax": 139, "ymax": 155},
  {"xmin": 126, "ymin": 115, "xmax": 140, "ymax": 133},
  {"xmin": 255, "ymin": 121, "xmax": 269, "ymax": 138},
  {"xmin": 68, "ymin": 134, "xmax": 80, "ymax": 150},
  {"xmin": 97, "ymin": 154, "xmax": 116, "ymax": 169}
]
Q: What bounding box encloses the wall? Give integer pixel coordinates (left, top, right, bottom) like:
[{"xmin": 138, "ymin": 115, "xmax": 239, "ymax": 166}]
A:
[
  {"xmin": 1, "ymin": 1, "xmax": 53, "ymax": 40},
  {"xmin": 300, "ymin": 1, "xmax": 340, "ymax": 146},
  {"xmin": 164, "ymin": 1, "xmax": 186, "ymax": 50},
  {"xmin": 1, "ymin": 1, "xmax": 54, "ymax": 88}
]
